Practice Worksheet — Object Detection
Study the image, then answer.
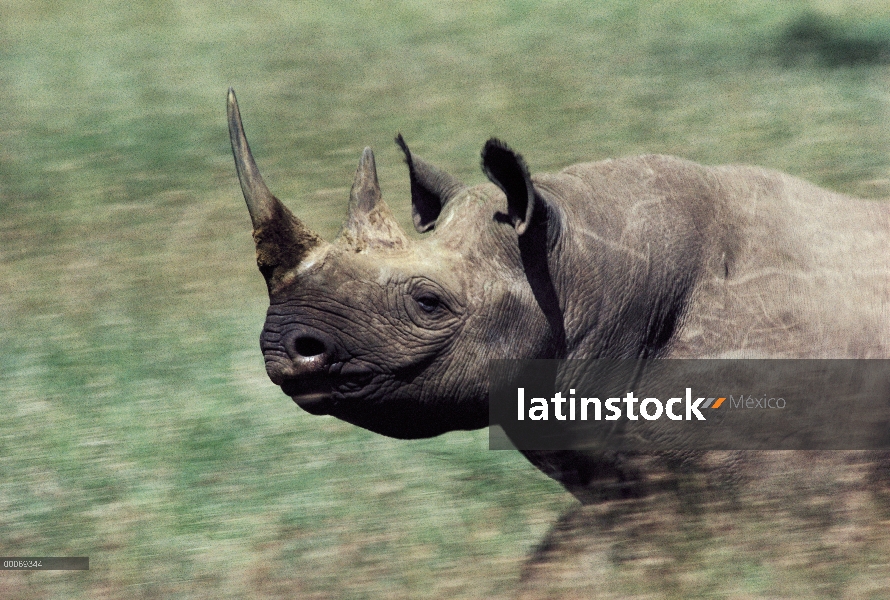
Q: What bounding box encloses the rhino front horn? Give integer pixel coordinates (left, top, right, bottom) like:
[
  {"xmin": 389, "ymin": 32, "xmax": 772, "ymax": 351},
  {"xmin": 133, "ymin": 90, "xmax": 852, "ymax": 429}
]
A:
[{"xmin": 227, "ymin": 88, "xmax": 323, "ymax": 286}]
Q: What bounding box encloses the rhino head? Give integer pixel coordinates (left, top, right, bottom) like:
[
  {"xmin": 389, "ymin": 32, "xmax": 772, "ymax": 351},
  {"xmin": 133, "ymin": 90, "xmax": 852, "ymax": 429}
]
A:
[{"xmin": 227, "ymin": 89, "xmax": 562, "ymax": 439}]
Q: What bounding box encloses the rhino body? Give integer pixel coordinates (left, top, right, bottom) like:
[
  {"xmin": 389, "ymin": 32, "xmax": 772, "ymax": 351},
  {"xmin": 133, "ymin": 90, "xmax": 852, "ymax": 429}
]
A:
[{"xmin": 227, "ymin": 89, "xmax": 890, "ymax": 596}]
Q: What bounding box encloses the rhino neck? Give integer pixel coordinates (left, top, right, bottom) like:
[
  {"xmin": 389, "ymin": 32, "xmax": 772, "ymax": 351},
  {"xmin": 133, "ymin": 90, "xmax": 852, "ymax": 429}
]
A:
[
  {"xmin": 517, "ymin": 203, "xmax": 568, "ymax": 358},
  {"xmin": 538, "ymin": 156, "xmax": 719, "ymax": 360}
]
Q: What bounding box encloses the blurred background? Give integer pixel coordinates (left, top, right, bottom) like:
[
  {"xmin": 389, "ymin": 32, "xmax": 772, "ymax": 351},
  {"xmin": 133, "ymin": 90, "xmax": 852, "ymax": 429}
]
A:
[{"xmin": 1, "ymin": 1, "xmax": 888, "ymax": 598}]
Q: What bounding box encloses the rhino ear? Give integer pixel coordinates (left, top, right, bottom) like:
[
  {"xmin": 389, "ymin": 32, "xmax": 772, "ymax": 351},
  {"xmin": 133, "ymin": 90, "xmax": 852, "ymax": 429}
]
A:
[
  {"xmin": 481, "ymin": 138, "xmax": 536, "ymax": 236},
  {"xmin": 395, "ymin": 134, "xmax": 466, "ymax": 233}
]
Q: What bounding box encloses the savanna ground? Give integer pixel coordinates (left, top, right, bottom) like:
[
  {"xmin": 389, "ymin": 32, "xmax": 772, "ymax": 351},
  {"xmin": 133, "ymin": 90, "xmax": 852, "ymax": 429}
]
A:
[{"xmin": 1, "ymin": 1, "xmax": 889, "ymax": 598}]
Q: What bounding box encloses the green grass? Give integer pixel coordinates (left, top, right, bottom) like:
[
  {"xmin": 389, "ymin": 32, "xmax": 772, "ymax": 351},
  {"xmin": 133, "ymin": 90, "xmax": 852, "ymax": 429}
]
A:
[{"xmin": 1, "ymin": 1, "xmax": 888, "ymax": 597}]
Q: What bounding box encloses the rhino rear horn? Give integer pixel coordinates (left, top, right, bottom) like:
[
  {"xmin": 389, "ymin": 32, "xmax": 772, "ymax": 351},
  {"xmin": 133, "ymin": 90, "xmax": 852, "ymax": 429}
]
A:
[
  {"xmin": 339, "ymin": 147, "xmax": 410, "ymax": 251},
  {"xmin": 395, "ymin": 134, "xmax": 466, "ymax": 233},
  {"xmin": 227, "ymin": 88, "xmax": 323, "ymax": 285},
  {"xmin": 481, "ymin": 138, "xmax": 536, "ymax": 236}
]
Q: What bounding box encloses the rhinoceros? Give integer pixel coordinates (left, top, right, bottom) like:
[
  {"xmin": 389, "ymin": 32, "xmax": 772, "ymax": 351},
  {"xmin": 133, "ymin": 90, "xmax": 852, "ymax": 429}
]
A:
[{"xmin": 227, "ymin": 88, "xmax": 890, "ymax": 597}]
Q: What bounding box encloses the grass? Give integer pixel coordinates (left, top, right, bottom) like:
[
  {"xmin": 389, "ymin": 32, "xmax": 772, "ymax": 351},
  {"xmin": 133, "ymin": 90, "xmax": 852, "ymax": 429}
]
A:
[{"xmin": 0, "ymin": 0, "xmax": 888, "ymax": 597}]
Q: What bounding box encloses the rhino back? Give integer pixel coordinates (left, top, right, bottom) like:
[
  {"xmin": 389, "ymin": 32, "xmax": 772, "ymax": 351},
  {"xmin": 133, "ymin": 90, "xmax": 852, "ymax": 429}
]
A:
[
  {"xmin": 529, "ymin": 154, "xmax": 888, "ymax": 359},
  {"xmin": 678, "ymin": 164, "xmax": 889, "ymax": 358}
]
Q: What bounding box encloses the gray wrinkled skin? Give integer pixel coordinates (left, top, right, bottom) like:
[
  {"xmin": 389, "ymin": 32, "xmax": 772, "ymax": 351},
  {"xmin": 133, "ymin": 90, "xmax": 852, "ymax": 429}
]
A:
[{"xmin": 228, "ymin": 89, "xmax": 890, "ymax": 597}]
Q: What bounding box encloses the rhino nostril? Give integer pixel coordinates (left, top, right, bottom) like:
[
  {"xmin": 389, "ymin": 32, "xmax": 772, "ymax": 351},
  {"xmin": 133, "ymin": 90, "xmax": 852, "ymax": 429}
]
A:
[
  {"xmin": 293, "ymin": 336, "xmax": 327, "ymax": 358},
  {"xmin": 274, "ymin": 328, "xmax": 335, "ymax": 365}
]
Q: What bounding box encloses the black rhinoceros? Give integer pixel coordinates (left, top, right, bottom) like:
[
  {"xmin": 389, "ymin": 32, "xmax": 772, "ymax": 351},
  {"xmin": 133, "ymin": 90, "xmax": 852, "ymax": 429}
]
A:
[{"xmin": 227, "ymin": 88, "xmax": 890, "ymax": 597}]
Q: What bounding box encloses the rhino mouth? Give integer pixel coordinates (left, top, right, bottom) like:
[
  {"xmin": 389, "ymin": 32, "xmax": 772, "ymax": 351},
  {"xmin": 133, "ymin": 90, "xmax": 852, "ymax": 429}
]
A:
[
  {"xmin": 280, "ymin": 370, "xmax": 376, "ymax": 414},
  {"xmin": 281, "ymin": 377, "xmax": 331, "ymax": 413}
]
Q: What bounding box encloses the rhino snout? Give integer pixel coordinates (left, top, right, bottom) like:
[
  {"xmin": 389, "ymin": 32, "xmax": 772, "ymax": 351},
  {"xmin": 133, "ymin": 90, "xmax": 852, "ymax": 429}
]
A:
[{"xmin": 263, "ymin": 327, "xmax": 337, "ymax": 386}]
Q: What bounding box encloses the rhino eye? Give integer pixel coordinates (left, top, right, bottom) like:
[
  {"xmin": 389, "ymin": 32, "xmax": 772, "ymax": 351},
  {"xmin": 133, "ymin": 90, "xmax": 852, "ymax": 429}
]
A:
[{"xmin": 414, "ymin": 294, "xmax": 441, "ymax": 313}]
